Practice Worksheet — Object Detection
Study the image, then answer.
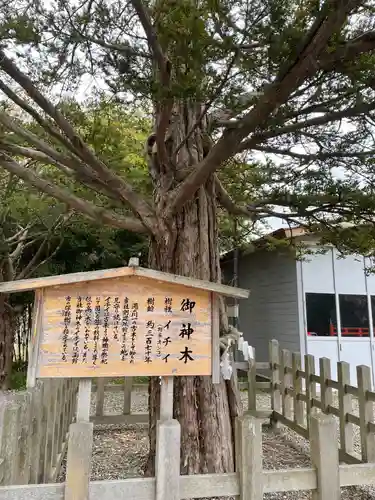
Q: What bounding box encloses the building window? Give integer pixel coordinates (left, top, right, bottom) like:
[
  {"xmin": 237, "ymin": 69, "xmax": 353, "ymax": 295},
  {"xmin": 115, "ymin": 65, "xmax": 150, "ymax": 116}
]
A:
[
  {"xmin": 339, "ymin": 295, "xmax": 369, "ymax": 337},
  {"xmin": 306, "ymin": 293, "xmax": 337, "ymax": 337}
]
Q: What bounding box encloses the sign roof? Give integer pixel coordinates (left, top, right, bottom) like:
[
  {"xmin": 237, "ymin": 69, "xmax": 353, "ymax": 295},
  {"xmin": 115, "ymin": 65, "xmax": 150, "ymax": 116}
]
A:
[{"xmin": 0, "ymin": 265, "xmax": 249, "ymax": 299}]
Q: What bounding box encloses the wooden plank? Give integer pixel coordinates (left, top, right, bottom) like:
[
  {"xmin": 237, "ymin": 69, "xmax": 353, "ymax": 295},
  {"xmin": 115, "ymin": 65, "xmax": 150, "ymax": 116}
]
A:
[
  {"xmin": 77, "ymin": 379, "xmax": 92, "ymax": 423},
  {"xmin": 282, "ymin": 349, "xmax": 293, "ymax": 419},
  {"xmin": 155, "ymin": 420, "xmax": 180, "ymax": 500},
  {"xmin": 64, "ymin": 423, "xmax": 93, "ymax": 500},
  {"xmin": 17, "ymin": 392, "xmax": 32, "ymax": 485},
  {"xmin": 263, "ymin": 468, "xmax": 317, "ymax": 493},
  {"xmin": 347, "ymin": 413, "xmax": 361, "ymax": 426},
  {"xmin": 327, "ymin": 405, "xmax": 340, "ymax": 418},
  {"xmin": 0, "ymin": 264, "xmax": 249, "ymax": 297},
  {"xmin": 0, "ymin": 474, "xmax": 239, "ymax": 500},
  {"xmin": 29, "ymin": 383, "xmax": 44, "ymax": 484},
  {"xmin": 292, "ymin": 352, "xmax": 304, "ymax": 426},
  {"xmin": 345, "ymin": 384, "xmax": 359, "ymax": 396},
  {"xmin": 135, "ymin": 267, "xmax": 250, "ymax": 298},
  {"xmin": 248, "ymin": 355, "xmax": 257, "ymax": 411},
  {"xmin": 238, "ymin": 414, "xmax": 263, "ymax": 500},
  {"xmin": 160, "ymin": 377, "xmax": 174, "ymax": 421},
  {"xmin": 43, "ymin": 380, "xmax": 57, "ymax": 483},
  {"xmin": 338, "ymin": 450, "xmax": 362, "ymax": 465},
  {"xmin": 49, "ymin": 381, "xmax": 59, "ymax": 476},
  {"xmin": 123, "ymin": 378, "xmax": 133, "ymax": 415},
  {"xmin": 0, "ymin": 401, "xmax": 21, "ymax": 485},
  {"xmin": 327, "ymin": 379, "xmax": 340, "ymax": 390},
  {"xmin": 309, "ymin": 413, "xmax": 340, "ymax": 500},
  {"xmin": 338, "ymin": 361, "xmax": 354, "ymax": 456},
  {"xmin": 90, "ymin": 413, "xmax": 149, "ymax": 426},
  {"xmin": 269, "ymin": 340, "xmax": 281, "ymax": 427},
  {"xmin": 256, "ymin": 362, "xmax": 270, "ymax": 370},
  {"xmin": 273, "ymin": 412, "xmax": 309, "ymax": 439},
  {"xmin": 38, "ymin": 279, "xmax": 213, "ymax": 379},
  {"xmin": 26, "ymin": 290, "xmax": 43, "ymax": 389},
  {"xmin": 95, "ymin": 379, "xmax": 105, "ymax": 417},
  {"xmin": 305, "ymin": 354, "xmax": 316, "ymax": 433},
  {"xmin": 357, "ymin": 365, "xmax": 375, "ymax": 462},
  {"xmin": 320, "ymin": 357, "xmax": 333, "ymax": 413},
  {"xmin": 211, "ymin": 293, "xmax": 220, "ymax": 384},
  {"xmin": 339, "ymin": 463, "xmax": 375, "ymax": 486}
]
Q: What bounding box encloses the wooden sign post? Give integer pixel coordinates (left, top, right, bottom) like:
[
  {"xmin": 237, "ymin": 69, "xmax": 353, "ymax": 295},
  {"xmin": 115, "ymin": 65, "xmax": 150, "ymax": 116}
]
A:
[{"xmin": 0, "ymin": 264, "xmax": 249, "ymax": 500}]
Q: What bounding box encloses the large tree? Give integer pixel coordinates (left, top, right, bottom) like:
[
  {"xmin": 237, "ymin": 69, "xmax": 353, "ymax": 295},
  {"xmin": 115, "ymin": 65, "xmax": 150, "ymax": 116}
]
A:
[{"xmin": 1, "ymin": 0, "xmax": 375, "ymax": 476}]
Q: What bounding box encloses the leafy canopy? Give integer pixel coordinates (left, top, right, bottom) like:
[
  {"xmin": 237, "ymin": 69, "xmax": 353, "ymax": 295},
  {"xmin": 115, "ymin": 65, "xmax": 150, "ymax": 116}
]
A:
[{"xmin": 0, "ymin": 1, "xmax": 374, "ymax": 254}]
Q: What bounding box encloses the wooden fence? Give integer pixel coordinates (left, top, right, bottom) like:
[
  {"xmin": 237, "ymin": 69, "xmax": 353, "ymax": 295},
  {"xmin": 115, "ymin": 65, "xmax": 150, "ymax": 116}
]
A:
[
  {"xmin": 92, "ymin": 378, "xmax": 148, "ymax": 425},
  {"xmin": 247, "ymin": 339, "xmax": 375, "ymax": 465},
  {"xmin": 0, "ymin": 379, "xmax": 78, "ymax": 486},
  {"xmin": 3, "ymin": 406, "xmax": 375, "ymax": 500}
]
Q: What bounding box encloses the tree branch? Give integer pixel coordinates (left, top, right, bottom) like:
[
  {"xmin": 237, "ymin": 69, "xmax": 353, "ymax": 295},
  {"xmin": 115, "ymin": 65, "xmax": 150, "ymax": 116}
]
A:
[
  {"xmin": 0, "ymin": 50, "xmax": 156, "ymax": 228},
  {"xmin": 130, "ymin": 0, "xmax": 172, "ymax": 170},
  {"xmin": 167, "ymin": 0, "xmax": 361, "ymax": 213},
  {"xmin": 319, "ymin": 31, "xmax": 375, "ymax": 71},
  {"xmin": 0, "ymin": 79, "xmax": 80, "ymax": 155},
  {"xmin": 251, "ymin": 145, "xmax": 375, "ymax": 160},
  {"xmin": 237, "ymin": 99, "xmax": 375, "ymax": 152},
  {"xmin": 0, "ymin": 155, "xmax": 148, "ymax": 234},
  {"xmin": 130, "ymin": 0, "xmax": 168, "ymax": 77}
]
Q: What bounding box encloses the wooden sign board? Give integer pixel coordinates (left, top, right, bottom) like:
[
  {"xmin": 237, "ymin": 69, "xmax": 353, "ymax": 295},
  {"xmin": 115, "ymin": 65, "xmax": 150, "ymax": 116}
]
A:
[{"xmin": 34, "ymin": 275, "xmax": 214, "ymax": 378}]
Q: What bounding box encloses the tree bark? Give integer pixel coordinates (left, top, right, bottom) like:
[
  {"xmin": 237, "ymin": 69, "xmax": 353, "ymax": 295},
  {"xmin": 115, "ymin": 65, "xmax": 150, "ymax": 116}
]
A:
[
  {"xmin": 145, "ymin": 103, "xmax": 243, "ymax": 478},
  {"xmin": 0, "ymin": 293, "xmax": 14, "ymax": 390}
]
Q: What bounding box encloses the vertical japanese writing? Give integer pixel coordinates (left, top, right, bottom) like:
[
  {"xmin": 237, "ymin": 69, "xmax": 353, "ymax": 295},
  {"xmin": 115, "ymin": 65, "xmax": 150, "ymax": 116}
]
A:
[
  {"xmin": 113, "ymin": 297, "xmax": 120, "ymax": 341},
  {"xmin": 129, "ymin": 302, "xmax": 138, "ymax": 363},
  {"xmin": 156, "ymin": 324, "xmax": 163, "ymax": 357},
  {"xmin": 179, "ymin": 298, "xmax": 196, "ymax": 364},
  {"xmin": 93, "ymin": 297, "xmax": 100, "ymax": 365},
  {"xmin": 82, "ymin": 296, "xmax": 92, "ymax": 363},
  {"xmin": 164, "ymin": 297, "xmax": 172, "ymax": 313},
  {"xmin": 121, "ymin": 297, "xmax": 129, "ymax": 361},
  {"xmin": 180, "ymin": 298, "xmax": 196, "ymax": 313},
  {"xmin": 61, "ymin": 296, "xmax": 71, "ymax": 362},
  {"xmin": 147, "ymin": 297, "xmax": 155, "ymax": 312},
  {"xmin": 72, "ymin": 296, "xmax": 82, "ymax": 364},
  {"xmin": 145, "ymin": 320, "xmax": 154, "ymax": 363},
  {"xmin": 101, "ymin": 296, "xmax": 110, "ymax": 364}
]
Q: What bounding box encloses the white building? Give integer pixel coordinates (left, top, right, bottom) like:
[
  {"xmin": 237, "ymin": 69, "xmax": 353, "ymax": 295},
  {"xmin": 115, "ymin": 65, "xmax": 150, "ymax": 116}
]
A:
[{"xmin": 221, "ymin": 227, "xmax": 375, "ymax": 386}]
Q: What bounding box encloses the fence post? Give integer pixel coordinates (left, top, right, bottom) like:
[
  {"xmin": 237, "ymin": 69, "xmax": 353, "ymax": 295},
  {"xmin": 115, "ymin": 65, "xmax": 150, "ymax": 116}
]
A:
[
  {"xmin": 282, "ymin": 349, "xmax": 293, "ymax": 419},
  {"xmin": 357, "ymin": 365, "xmax": 375, "ymax": 462},
  {"xmin": 319, "ymin": 357, "xmax": 333, "ymax": 413},
  {"xmin": 292, "ymin": 352, "xmax": 304, "ymax": 426},
  {"xmin": 305, "ymin": 354, "xmax": 316, "ymax": 433},
  {"xmin": 123, "ymin": 378, "xmax": 133, "ymax": 415},
  {"xmin": 310, "ymin": 412, "xmax": 340, "ymax": 500},
  {"xmin": 337, "ymin": 361, "xmax": 353, "ymax": 456},
  {"xmin": 269, "ymin": 340, "xmax": 281, "ymax": 426},
  {"xmin": 65, "ymin": 379, "xmax": 93, "ymax": 500},
  {"xmin": 95, "ymin": 378, "xmax": 105, "ymax": 417},
  {"xmin": 0, "ymin": 399, "xmax": 21, "ymax": 485},
  {"xmin": 236, "ymin": 413, "xmax": 263, "ymax": 500},
  {"xmin": 248, "ymin": 350, "xmax": 257, "ymax": 412},
  {"xmin": 155, "ymin": 419, "xmax": 181, "ymax": 500},
  {"xmin": 29, "ymin": 382, "xmax": 44, "ymax": 484}
]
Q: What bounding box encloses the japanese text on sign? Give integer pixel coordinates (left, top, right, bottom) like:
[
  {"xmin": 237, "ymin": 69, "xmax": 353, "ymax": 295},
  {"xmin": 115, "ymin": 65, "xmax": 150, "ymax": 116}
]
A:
[{"xmin": 37, "ymin": 276, "xmax": 212, "ymax": 378}]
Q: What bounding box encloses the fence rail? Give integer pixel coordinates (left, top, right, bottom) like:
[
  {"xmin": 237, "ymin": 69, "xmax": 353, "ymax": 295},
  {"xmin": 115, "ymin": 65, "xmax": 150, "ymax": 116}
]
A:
[
  {"xmin": 246, "ymin": 339, "xmax": 375, "ymax": 465},
  {"xmin": 0, "ymin": 379, "xmax": 78, "ymax": 486},
  {"xmin": 2, "ymin": 410, "xmax": 375, "ymax": 500}
]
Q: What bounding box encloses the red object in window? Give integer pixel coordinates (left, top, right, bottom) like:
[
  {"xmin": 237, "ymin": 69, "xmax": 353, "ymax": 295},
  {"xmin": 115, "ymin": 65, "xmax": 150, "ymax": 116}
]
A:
[{"xmin": 329, "ymin": 324, "xmax": 369, "ymax": 337}]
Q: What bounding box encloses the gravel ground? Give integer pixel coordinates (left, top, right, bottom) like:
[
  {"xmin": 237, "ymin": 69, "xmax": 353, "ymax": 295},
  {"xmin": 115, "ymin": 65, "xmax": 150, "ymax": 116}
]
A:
[{"xmin": 59, "ymin": 388, "xmax": 375, "ymax": 499}]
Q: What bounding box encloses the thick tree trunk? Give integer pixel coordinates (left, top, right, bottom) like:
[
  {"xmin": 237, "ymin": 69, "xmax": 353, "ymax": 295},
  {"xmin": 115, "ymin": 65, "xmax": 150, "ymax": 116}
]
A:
[
  {"xmin": 145, "ymin": 103, "xmax": 243, "ymax": 477},
  {"xmin": 0, "ymin": 293, "xmax": 14, "ymax": 390}
]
